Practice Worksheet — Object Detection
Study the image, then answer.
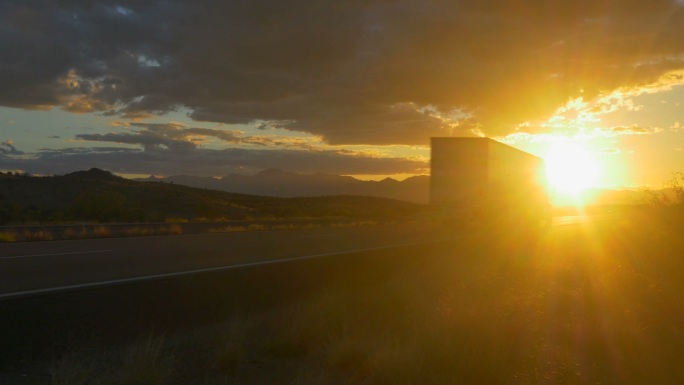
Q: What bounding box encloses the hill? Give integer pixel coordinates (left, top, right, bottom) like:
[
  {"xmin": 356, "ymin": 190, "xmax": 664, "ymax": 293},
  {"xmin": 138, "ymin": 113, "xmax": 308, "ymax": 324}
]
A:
[{"xmin": 0, "ymin": 169, "xmax": 427, "ymax": 224}]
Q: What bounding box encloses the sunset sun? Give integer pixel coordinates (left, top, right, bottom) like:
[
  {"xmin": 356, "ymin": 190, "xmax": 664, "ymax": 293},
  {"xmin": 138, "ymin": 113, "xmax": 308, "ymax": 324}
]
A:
[{"xmin": 545, "ymin": 143, "xmax": 601, "ymax": 194}]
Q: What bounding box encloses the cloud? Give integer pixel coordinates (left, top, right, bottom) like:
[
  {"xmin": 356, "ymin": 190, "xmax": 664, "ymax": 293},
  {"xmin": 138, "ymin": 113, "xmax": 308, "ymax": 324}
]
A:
[
  {"xmin": 75, "ymin": 122, "xmax": 244, "ymax": 152},
  {"xmin": 599, "ymin": 147, "xmax": 621, "ymax": 155},
  {"xmin": 56, "ymin": 120, "xmax": 430, "ymax": 176},
  {"xmin": 78, "ymin": 121, "xmax": 382, "ymax": 153},
  {"xmin": 604, "ymin": 125, "xmax": 662, "ymax": 136},
  {"xmin": 0, "ymin": 140, "xmax": 24, "ymax": 155},
  {"xmin": 2, "ymin": 0, "xmax": 684, "ymax": 144}
]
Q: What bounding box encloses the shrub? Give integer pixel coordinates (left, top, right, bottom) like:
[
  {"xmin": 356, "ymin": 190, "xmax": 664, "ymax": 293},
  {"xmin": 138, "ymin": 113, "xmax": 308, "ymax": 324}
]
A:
[
  {"xmin": 22, "ymin": 229, "xmax": 54, "ymax": 241},
  {"xmin": 122, "ymin": 227, "xmax": 154, "ymax": 237},
  {"xmin": 247, "ymin": 223, "xmax": 266, "ymax": 231},
  {"xmin": 162, "ymin": 224, "xmax": 183, "ymax": 235},
  {"xmin": 164, "ymin": 217, "xmax": 188, "ymax": 223},
  {"xmin": 93, "ymin": 226, "xmax": 113, "ymax": 238},
  {"xmin": 0, "ymin": 231, "xmax": 17, "ymax": 242}
]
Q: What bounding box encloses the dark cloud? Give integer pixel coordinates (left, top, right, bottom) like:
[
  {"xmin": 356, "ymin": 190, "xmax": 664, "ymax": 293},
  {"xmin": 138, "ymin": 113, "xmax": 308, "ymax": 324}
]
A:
[
  {"xmin": 0, "ymin": 146, "xmax": 427, "ymax": 177},
  {"xmin": 74, "ymin": 122, "xmax": 307, "ymax": 151},
  {"xmin": 2, "ymin": 0, "xmax": 684, "ymax": 144},
  {"xmin": 0, "ymin": 140, "xmax": 24, "ymax": 155}
]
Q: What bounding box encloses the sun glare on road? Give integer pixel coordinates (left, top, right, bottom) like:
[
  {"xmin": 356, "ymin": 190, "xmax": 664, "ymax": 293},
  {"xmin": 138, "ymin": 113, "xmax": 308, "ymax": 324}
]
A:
[{"xmin": 545, "ymin": 143, "xmax": 601, "ymax": 194}]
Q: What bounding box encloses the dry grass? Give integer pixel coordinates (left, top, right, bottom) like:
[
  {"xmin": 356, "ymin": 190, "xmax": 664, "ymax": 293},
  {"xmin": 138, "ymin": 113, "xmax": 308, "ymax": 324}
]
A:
[
  {"xmin": 212, "ymin": 315, "xmax": 252, "ymax": 374},
  {"xmin": 48, "ymin": 351, "xmax": 99, "ymax": 385},
  {"xmin": 163, "ymin": 224, "xmax": 183, "ymax": 235},
  {"xmin": 120, "ymin": 226, "xmax": 154, "ymax": 237},
  {"xmin": 22, "ymin": 229, "xmax": 54, "ymax": 241},
  {"xmin": 271, "ymin": 223, "xmax": 321, "ymax": 230},
  {"xmin": 0, "ymin": 231, "xmax": 17, "ymax": 242},
  {"xmin": 164, "ymin": 217, "xmax": 188, "ymax": 223},
  {"xmin": 92, "ymin": 226, "xmax": 113, "ymax": 238},
  {"xmin": 4, "ymin": 223, "xmax": 184, "ymax": 242},
  {"xmin": 49, "ymin": 334, "xmax": 173, "ymax": 385},
  {"xmin": 120, "ymin": 225, "xmax": 183, "ymax": 237},
  {"xmin": 62, "ymin": 228, "xmax": 91, "ymax": 240},
  {"xmin": 210, "ymin": 223, "xmax": 268, "ymax": 233},
  {"xmin": 209, "ymin": 220, "xmax": 382, "ymax": 233},
  {"xmin": 117, "ymin": 334, "xmax": 173, "ymax": 385},
  {"xmin": 209, "ymin": 225, "xmax": 246, "ymax": 233},
  {"xmin": 330, "ymin": 220, "xmax": 379, "ymax": 227},
  {"xmin": 8, "ymin": 220, "xmax": 380, "ymax": 242}
]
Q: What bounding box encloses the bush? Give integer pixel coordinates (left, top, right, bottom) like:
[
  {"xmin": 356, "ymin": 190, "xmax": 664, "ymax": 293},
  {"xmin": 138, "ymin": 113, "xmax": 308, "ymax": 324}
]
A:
[{"xmin": 0, "ymin": 231, "xmax": 17, "ymax": 242}]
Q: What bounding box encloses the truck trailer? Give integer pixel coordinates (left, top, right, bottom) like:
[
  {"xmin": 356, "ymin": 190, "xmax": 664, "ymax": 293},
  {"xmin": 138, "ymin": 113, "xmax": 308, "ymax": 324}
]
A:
[{"xmin": 430, "ymin": 137, "xmax": 550, "ymax": 227}]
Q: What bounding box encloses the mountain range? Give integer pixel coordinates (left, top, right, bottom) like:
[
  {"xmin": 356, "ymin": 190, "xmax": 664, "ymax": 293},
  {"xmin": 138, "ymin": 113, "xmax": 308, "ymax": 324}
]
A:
[{"xmin": 137, "ymin": 169, "xmax": 431, "ymax": 204}]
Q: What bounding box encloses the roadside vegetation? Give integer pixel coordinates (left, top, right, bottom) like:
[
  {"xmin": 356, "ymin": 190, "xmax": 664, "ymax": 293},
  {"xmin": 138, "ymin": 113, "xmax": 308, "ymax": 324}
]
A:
[
  {"xmin": 0, "ymin": 220, "xmax": 391, "ymax": 242},
  {"xmin": 35, "ymin": 205, "xmax": 684, "ymax": 384},
  {"xmin": 641, "ymin": 172, "xmax": 684, "ymax": 222},
  {"xmin": 207, "ymin": 220, "xmax": 380, "ymax": 233},
  {"xmin": 0, "ymin": 224, "xmax": 185, "ymax": 243}
]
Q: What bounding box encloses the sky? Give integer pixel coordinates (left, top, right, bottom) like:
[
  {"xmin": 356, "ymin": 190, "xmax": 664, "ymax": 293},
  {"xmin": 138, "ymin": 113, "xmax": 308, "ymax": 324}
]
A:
[{"xmin": 2, "ymin": 0, "xmax": 684, "ymax": 188}]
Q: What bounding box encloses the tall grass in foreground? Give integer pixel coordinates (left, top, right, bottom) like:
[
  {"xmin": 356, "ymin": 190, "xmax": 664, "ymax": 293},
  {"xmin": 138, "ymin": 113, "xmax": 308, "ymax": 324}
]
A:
[
  {"xmin": 49, "ymin": 334, "xmax": 172, "ymax": 385},
  {"xmin": 47, "ymin": 209, "xmax": 684, "ymax": 384}
]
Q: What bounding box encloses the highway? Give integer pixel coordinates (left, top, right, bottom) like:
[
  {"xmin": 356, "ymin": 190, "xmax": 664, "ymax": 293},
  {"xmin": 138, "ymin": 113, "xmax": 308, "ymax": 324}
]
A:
[
  {"xmin": 0, "ymin": 216, "xmax": 595, "ymax": 300},
  {"xmin": 0, "ymin": 223, "xmax": 451, "ymax": 299}
]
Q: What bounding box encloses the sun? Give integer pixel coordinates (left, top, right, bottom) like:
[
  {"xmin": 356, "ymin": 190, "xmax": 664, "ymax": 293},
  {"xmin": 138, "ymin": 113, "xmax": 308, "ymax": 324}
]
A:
[{"xmin": 545, "ymin": 142, "xmax": 601, "ymax": 194}]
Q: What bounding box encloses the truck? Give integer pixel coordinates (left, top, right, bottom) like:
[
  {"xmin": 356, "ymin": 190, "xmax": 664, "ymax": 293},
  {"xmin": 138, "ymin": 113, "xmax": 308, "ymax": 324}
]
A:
[{"xmin": 430, "ymin": 137, "xmax": 550, "ymax": 229}]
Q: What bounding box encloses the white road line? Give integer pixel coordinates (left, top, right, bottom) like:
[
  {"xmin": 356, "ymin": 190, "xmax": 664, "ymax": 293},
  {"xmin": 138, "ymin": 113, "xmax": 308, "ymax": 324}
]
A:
[
  {"xmin": 0, "ymin": 238, "xmax": 454, "ymax": 300},
  {"xmin": 0, "ymin": 250, "xmax": 112, "ymax": 260}
]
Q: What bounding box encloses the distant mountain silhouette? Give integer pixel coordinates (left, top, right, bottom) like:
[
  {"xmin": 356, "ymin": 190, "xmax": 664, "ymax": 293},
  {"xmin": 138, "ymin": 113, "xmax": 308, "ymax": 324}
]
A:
[{"xmin": 137, "ymin": 169, "xmax": 431, "ymax": 204}]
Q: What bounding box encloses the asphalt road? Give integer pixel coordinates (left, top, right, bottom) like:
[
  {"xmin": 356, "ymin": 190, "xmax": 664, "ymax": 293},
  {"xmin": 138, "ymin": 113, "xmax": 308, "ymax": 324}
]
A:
[
  {"xmin": 0, "ymin": 223, "xmax": 451, "ymax": 299},
  {"xmin": 0, "ymin": 215, "xmax": 598, "ymax": 300}
]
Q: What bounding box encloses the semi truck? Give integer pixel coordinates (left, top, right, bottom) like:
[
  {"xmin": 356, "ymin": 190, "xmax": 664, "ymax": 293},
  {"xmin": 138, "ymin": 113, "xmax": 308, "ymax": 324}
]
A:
[{"xmin": 430, "ymin": 137, "xmax": 550, "ymax": 228}]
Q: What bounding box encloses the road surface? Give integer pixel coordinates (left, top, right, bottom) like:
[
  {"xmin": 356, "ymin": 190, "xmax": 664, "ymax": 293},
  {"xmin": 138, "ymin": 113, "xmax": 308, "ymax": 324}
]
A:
[
  {"xmin": 0, "ymin": 216, "xmax": 598, "ymax": 300},
  {"xmin": 0, "ymin": 223, "xmax": 452, "ymax": 299}
]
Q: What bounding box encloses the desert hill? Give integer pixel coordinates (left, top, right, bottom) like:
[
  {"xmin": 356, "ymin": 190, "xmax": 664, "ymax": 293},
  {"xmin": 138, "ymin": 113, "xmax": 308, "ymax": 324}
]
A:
[{"xmin": 0, "ymin": 169, "xmax": 426, "ymax": 224}]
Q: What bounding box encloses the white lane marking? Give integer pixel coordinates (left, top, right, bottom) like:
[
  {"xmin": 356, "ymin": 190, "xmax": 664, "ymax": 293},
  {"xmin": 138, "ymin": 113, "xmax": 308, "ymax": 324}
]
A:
[
  {"xmin": 0, "ymin": 238, "xmax": 457, "ymax": 300},
  {"xmin": 0, "ymin": 250, "xmax": 112, "ymax": 260}
]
